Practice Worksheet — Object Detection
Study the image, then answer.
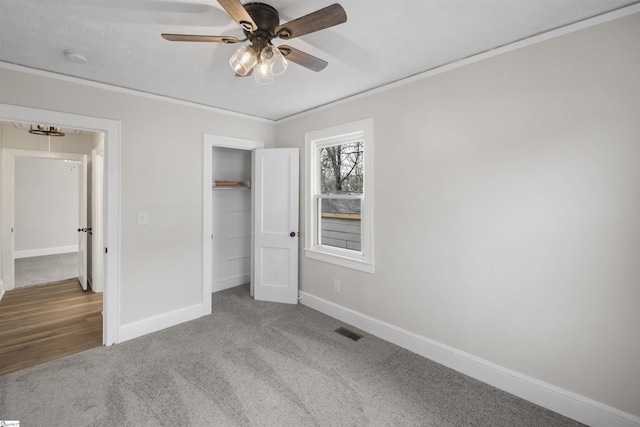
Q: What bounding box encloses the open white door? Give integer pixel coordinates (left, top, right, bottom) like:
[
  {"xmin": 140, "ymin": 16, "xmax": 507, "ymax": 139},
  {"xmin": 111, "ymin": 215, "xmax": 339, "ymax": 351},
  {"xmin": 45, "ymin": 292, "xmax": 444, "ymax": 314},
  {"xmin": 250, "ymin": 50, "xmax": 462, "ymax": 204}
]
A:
[
  {"xmin": 91, "ymin": 147, "xmax": 104, "ymax": 292},
  {"xmin": 78, "ymin": 155, "xmax": 88, "ymax": 291},
  {"xmin": 252, "ymin": 148, "xmax": 299, "ymax": 304}
]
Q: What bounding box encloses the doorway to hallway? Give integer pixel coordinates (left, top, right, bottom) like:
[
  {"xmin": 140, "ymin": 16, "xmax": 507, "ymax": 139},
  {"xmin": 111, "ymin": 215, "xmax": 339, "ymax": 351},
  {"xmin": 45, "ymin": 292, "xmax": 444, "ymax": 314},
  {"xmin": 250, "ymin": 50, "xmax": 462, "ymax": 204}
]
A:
[{"xmin": 0, "ymin": 102, "xmax": 121, "ymax": 346}]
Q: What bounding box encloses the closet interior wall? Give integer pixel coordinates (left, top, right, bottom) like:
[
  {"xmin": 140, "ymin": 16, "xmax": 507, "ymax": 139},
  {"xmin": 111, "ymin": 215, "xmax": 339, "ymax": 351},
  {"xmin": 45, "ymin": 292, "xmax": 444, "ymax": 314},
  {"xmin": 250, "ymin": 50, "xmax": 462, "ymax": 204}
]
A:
[{"xmin": 211, "ymin": 146, "xmax": 252, "ymax": 292}]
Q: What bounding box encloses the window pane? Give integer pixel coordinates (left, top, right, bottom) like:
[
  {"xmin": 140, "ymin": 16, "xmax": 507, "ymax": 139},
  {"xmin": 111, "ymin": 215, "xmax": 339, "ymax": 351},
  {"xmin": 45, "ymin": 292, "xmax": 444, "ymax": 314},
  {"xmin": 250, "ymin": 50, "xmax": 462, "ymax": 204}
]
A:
[
  {"xmin": 320, "ymin": 198, "xmax": 361, "ymax": 251},
  {"xmin": 319, "ymin": 141, "xmax": 363, "ymax": 193}
]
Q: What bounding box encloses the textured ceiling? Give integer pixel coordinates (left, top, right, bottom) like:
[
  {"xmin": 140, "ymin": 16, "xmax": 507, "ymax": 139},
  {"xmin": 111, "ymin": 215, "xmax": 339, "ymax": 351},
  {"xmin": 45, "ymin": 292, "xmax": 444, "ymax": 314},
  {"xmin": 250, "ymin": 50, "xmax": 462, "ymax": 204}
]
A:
[{"xmin": 0, "ymin": 0, "xmax": 638, "ymax": 120}]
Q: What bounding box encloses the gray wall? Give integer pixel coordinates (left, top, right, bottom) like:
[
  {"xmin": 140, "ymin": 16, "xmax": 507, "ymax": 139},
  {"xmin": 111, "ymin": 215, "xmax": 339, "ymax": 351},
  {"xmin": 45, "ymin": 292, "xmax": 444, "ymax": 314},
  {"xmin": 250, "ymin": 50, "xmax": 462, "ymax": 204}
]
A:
[
  {"xmin": 14, "ymin": 157, "xmax": 78, "ymax": 254},
  {"xmin": 276, "ymin": 13, "xmax": 640, "ymax": 417},
  {"xmin": 0, "ymin": 67, "xmax": 276, "ymax": 324}
]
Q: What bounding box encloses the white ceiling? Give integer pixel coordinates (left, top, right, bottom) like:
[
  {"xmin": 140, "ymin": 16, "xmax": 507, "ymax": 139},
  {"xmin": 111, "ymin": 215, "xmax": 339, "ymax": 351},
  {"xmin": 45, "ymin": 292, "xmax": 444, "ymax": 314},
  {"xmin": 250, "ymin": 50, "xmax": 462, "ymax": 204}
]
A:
[{"xmin": 0, "ymin": 0, "xmax": 637, "ymax": 121}]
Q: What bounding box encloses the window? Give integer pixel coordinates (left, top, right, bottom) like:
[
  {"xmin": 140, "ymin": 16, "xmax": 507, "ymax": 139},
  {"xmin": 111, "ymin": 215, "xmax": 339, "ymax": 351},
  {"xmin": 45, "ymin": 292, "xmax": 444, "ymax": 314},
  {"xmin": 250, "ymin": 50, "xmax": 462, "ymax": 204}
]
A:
[{"xmin": 305, "ymin": 119, "xmax": 374, "ymax": 273}]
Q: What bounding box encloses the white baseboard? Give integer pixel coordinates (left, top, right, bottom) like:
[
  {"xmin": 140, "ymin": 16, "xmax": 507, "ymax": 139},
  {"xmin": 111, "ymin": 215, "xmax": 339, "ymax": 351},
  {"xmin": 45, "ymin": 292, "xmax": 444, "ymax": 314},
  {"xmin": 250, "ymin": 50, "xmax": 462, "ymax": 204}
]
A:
[
  {"xmin": 14, "ymin": 245, "xmax": 79, "ymax": 259},
  {"xmin": 118, "ymin": 303, "xmax": 203, "ymax": 343},
  {"xmin": 299, "ymin": 292, "xmax": 640, "ymax": 427},
  {"xmin": 212, "ymin": 274, "xmax": 250, "ymax": 292}
]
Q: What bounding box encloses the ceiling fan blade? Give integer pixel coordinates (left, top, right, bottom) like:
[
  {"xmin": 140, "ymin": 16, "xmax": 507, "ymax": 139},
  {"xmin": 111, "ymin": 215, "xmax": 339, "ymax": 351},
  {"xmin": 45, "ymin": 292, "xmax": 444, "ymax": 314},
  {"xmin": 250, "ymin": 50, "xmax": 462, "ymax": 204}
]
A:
[
  {"xmin": 161, "ymin": 34, "xmax": 239, "ymax": 43},
  {"xmin": 275, "ymin": 3, "xmax": 346, "ymax": 40},
  {"xmin": 217, "ymin": 0, "xmax": 257, "ymax": 32},
  {"xmin": 278, "ymin": 45, "xmax": 328, "ymax": 72}
]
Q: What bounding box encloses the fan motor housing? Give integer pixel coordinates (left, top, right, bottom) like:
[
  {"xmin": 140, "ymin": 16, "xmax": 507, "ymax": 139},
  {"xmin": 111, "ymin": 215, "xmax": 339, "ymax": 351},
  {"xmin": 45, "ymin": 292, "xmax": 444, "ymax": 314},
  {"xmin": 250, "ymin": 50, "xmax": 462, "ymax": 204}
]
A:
[{"xmin": 244, "ymin": 3, "xmax": 279, "ymax": 36}]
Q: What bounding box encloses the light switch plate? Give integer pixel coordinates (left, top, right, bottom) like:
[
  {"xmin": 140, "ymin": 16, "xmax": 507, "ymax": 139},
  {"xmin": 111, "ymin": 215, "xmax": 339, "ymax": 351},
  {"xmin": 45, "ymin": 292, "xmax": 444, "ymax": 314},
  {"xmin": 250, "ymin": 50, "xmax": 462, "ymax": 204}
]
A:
[{"xmin": 137, "ymin": 211, "xmax": 148, "ymax": 225}]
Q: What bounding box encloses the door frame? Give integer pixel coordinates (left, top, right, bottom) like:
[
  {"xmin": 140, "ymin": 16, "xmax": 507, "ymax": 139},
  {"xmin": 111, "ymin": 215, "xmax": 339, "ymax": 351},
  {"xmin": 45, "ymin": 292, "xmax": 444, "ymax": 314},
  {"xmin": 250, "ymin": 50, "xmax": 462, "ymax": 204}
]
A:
[
  {"xmin": 202, "ymin": 134, "xmax": 264, "ymax": 315},
  {"xmin": 2, "ymin": 149, "xmax": 86, "ymax": 289},
  {"xmin": 0, "ymin": 103, "xmax": 121, "ymax": 346},
  {"xmin": 91, "ymin": 142, "xmax": 105, "ymax": 293},
  {"xmin": 78, "ymin": 154, "xmax": 88, "ymax": 290}
]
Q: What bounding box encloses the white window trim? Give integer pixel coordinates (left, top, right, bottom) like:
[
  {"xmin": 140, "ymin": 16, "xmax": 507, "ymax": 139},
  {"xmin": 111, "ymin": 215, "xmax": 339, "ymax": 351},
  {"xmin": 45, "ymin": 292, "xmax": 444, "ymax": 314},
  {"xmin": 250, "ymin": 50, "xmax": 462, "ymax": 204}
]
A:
[{"xmin": 304, "ymin": 118, "xmax": 374, "ymax": 273}]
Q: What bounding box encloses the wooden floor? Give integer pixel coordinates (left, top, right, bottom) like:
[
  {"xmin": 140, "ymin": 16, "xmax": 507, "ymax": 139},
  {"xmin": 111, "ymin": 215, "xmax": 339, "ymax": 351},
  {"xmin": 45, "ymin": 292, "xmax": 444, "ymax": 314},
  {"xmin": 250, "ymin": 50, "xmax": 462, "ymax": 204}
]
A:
[{"xmin": 0, "ymin": 279, "xmax": 103, "ymax": 376}]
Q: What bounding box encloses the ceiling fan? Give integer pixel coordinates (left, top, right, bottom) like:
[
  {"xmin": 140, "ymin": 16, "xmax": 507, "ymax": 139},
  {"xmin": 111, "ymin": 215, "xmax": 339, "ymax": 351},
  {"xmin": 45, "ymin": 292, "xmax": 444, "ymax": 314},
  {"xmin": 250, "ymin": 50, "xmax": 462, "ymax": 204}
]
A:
[{"xmin": 161, "ymin": 0, "xmax": 347, "ymax": 83}]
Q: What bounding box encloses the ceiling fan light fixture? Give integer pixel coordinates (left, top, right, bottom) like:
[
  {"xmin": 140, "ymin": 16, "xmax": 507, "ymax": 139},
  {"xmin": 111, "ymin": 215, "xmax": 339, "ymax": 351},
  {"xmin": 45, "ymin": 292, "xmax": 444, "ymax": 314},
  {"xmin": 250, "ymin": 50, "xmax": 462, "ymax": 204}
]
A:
[
  {"xmin": 261, "ymin": 45, "xmax": 287, "ymax": 76},
  {"xmin": 28, "ymin": 125, "xmax": 65, "ymax": 137},
  {"xmin": 165, "ymin": 1, "xmax": 347, "ymax": 83},
  {"xmin": 229, "ymin": 45, "xmax": 257, "ymax": 76},
  {"xmin": 254, "ymin": 61, "xmax": 273, "ymax": 84}
]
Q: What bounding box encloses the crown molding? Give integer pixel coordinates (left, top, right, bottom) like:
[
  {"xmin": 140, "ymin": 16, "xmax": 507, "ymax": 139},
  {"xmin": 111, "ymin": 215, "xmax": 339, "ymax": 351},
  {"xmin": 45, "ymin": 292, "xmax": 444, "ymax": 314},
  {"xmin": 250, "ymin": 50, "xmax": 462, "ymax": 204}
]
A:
[
  {"xmin": 0, "ymin": 62, "xmax": 274, "ymax": 124},
  {"xmin": 277, "ymin": 3, "xmax": 640, "ymax": 123}
]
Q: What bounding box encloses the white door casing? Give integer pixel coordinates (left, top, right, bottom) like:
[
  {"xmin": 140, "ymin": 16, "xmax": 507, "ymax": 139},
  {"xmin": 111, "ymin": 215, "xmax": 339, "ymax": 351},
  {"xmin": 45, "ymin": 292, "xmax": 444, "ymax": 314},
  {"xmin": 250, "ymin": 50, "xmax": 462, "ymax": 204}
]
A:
[
  {"xmin": 203, "ymin": 134, "xmax": 264, "ymax": 315},
  {"xmin": 78, "ymin": 155, "xmax": 88, "ymax": 291},
  {"xmin": 0, "ymin": 103, "xmax": 121, "ymax": 345},
  {"xmin": 91, "ymin": 146, "xmax": 105, "ymax": 293},
  {"xmin": 203, "ymin": 136, "xmax": 300, "ymax": 308},
  {"xmin": 252, "ymin": 148, "xmax": 299, "ymax": 304},
  {"xmin": 0, "ymin": 150, "xmax": 15, "ymax": 292}
]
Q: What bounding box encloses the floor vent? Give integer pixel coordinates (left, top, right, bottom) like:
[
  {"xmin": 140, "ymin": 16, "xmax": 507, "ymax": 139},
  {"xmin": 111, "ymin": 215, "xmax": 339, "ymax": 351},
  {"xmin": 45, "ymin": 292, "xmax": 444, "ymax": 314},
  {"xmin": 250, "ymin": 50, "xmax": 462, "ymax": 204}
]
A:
[{"xmin": 335, "ymin": 327, "xmax": 363, "ymax": 342}]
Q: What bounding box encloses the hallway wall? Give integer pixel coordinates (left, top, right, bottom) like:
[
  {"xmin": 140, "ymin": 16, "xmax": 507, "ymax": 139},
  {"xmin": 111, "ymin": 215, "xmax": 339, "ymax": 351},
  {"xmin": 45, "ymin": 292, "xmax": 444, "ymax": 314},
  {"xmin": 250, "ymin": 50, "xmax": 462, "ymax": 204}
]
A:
[{"xmin": 14, "ymin": 157, "xmax": 78, "ymax": 257}]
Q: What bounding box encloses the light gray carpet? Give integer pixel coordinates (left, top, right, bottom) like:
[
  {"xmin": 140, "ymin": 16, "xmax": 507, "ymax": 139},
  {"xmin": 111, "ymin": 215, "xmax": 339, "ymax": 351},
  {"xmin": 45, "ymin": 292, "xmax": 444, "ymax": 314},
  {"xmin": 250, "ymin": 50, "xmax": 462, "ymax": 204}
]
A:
[
  {"xmin": 0, "ymin": 285, "xmax": 583, "ymax": 426},
  {"xmin": 14, "ymin": 252, "xmax": 78, "ymax": 288}
]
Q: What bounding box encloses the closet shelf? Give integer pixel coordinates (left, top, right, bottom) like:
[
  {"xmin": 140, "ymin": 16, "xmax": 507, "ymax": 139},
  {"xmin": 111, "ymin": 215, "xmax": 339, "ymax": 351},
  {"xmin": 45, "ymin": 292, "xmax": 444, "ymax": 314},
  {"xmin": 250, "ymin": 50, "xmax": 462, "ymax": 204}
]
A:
[{"xmin": 213, "ymin": 180, "xmax": 251, "ymax": 188}]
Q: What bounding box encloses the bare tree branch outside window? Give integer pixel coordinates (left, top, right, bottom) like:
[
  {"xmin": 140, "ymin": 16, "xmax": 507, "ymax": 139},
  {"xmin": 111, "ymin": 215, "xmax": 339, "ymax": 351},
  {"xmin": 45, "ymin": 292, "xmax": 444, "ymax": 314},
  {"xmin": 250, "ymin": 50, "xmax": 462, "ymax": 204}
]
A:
[{"xmin": 320, "ymin": 141, "xmax": 363, "ymax": 193}]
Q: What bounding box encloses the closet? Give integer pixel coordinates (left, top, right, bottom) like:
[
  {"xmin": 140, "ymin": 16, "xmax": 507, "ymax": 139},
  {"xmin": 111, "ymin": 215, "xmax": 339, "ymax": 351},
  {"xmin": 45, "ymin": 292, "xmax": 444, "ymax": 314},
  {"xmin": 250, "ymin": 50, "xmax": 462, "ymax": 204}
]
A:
[
  {"xmin": 211, "ymin": 146, "xmax": 252, "ymax": 292},
  {"xmin": 204, "ymin": 134, "xmax": 299, "ymax": 306}
]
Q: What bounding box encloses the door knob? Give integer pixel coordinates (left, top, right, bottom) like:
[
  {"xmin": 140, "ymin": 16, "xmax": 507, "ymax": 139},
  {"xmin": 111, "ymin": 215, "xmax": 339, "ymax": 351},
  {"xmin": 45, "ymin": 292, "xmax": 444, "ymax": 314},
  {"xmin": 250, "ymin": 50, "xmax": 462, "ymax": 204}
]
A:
[{"xmin": 290, "ymin": 232, "xmax": 296, "ymax": 237}]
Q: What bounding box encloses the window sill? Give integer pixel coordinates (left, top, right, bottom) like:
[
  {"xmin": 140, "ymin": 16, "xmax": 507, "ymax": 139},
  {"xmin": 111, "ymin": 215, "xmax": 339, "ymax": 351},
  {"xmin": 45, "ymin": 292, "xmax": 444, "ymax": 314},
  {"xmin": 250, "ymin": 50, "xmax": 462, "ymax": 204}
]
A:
[{"xmin": 304, "ymin": 248, "xmax": 375, "ymax": 273}]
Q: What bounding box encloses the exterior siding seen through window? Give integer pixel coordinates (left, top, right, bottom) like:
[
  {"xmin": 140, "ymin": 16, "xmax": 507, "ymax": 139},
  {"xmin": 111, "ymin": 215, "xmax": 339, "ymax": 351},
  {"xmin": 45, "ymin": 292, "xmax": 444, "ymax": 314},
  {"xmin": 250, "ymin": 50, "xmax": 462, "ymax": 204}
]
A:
[{"xmin": 305, "ymin": 118, "xmax": 374, "ymax": 273}]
